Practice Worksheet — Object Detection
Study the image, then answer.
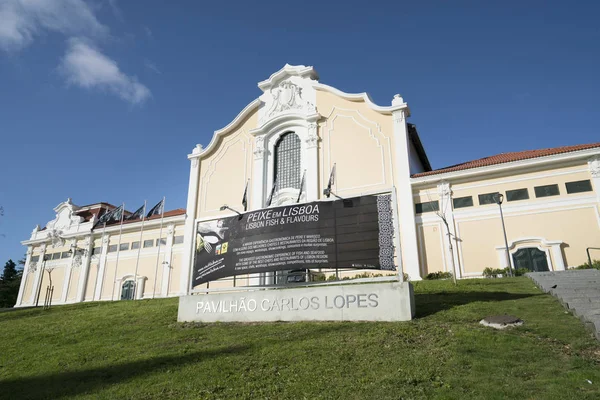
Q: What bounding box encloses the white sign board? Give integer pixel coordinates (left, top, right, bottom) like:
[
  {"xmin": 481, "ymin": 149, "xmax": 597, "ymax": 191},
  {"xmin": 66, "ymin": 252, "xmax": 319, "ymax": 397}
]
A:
[{"xmin": 178, "ymin": 282, "xmax": 414, "ymax": 323}]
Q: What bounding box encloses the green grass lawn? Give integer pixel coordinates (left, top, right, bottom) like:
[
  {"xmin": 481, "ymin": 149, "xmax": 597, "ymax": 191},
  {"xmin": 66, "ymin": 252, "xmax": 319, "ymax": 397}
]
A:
[{"xmin": 1, "ymin": 277, "xmax": 600, "ymax": 399}]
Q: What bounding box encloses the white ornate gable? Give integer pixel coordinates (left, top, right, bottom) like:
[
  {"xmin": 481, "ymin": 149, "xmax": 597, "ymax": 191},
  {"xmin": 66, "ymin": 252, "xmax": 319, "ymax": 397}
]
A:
[
  {"xmin": 257, "ymin": 64, "xmax": 319, "ymax": 126},
  {"xmin": 44, "ymin": 198, "xmax": 84, "ymax": 245}
]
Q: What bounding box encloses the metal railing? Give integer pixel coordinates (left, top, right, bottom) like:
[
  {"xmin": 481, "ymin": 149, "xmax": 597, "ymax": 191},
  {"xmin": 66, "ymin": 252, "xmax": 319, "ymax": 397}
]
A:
[{"xmin": 586, "ymin": 247, "xmax": 600, "ymax": 268}]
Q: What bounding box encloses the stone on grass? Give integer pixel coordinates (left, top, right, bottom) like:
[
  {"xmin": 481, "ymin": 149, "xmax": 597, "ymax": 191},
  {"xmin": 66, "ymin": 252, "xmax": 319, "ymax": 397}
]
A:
[{"xmin": 480, "ymin": 315, "xmax": 523, "ymax": 330}]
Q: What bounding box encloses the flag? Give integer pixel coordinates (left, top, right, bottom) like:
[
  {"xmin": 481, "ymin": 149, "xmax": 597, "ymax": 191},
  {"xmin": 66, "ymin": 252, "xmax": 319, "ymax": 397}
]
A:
[
  {"xmin": 92, "ymin": 204, "xmax": 122, "ymax": 229},
  {"xmin": 146, "ymin": 199, "xmax": 164, "ymax": 218},
  {"xmin": 324, "ymin": 163, "xmax": 336, "ymax": 198},
  {"xmin": 266, "ymin": 177, "xmax": 278, "ymax": 207},
  {"xmin": 296, "ymin": 170, "xmax": 306, "ymax": 203},
  {"xmin": 242, "ymin": 180, "xmax": 249, "ymax": 211},
  {"xmin": 127, "ymin": 204, "xmax": 145, "ymax": 220},
  {"xmin": 111, "ymin": 204, "xmax": 124, "ymax": 222}
]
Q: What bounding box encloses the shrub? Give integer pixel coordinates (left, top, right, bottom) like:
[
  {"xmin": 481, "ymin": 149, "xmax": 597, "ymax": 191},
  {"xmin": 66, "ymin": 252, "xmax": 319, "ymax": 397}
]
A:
[
  {"xmin": 424, "ymin": 271, "xmax": 453, "ymax": 280},
  {"xmin": 573, "ymin": 260, "xmax": 600, "ymax": 270}
]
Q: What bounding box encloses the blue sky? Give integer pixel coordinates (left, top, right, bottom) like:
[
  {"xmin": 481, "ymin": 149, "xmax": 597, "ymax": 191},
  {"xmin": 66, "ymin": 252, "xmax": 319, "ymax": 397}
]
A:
[{"xmin": 1, "ymin": 0, "xmax": 599, "ymax": 270}]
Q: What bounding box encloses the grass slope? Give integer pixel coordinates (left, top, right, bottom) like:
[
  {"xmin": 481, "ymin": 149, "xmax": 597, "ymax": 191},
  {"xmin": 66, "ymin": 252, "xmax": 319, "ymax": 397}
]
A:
[{"xmin": 1, "ymin": 278, "xmax": 600, "ymax": 399}]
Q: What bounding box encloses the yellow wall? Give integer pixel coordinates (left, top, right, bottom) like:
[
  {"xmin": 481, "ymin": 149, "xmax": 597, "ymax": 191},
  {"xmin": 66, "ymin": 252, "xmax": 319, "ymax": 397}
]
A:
[
  {"xmin": 417, "ymin": 223, "xmax": 446, "ymax": 275},
  {"xmin": 415, "ymin": 161, "xmax": 599, "ymax": 275},
  {"xmin": 316, "ymin": 90, "xmax": 396, "ymax": 199},
  {"xmin": 197, "ymin": 112, "xmax": 257, "ymax": 219}
]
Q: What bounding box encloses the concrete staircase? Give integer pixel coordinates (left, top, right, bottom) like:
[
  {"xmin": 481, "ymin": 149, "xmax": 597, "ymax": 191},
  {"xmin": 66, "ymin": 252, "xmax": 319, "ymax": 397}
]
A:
[{"xmin": 527, "ymin": 269, "xmax": 600, "ymax": 340}]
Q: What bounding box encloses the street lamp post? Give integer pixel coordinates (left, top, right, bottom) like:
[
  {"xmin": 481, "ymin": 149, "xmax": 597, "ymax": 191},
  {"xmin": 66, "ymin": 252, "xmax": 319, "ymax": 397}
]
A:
[{"xmin": 495, "ymin": 193, "xmax": 514, "ymax": 277}]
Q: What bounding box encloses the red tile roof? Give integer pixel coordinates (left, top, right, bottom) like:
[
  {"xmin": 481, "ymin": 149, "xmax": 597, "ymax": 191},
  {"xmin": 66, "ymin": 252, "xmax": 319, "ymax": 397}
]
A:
[{"xmin": 412, "ymin": 143, "xmax": 600, "ymax": 178}]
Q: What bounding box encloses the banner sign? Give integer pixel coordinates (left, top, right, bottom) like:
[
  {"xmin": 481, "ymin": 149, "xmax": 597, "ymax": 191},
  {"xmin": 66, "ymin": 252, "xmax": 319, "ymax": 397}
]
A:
[{"xmin": 192, "ymin": 194, "xmax": 395, "ymax": 288}]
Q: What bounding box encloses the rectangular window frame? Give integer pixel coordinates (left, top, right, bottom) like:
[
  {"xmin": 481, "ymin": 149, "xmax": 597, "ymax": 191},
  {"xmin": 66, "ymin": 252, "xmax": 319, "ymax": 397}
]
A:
[
  {"xmin": 415, "ymin": 200, "xmax": 440, "ymax": 214},
  {"xmin": 534, "ymin": 184, "xmax": 560, "ymax": 198},
  {"xmin": 506, "ymin": 188, "xmax": 529, "ymax": 202},
  {"xmin": 173, "ymin": 235, "xmax": 184, "ymax": 245},
  {"xmin": 131, "ymin": 241, "xmax": 140, "ymax": 250},
  {"xmin": 119, "ymin": 243, "xmax": 130, "ymax": 251},
  {"xmin": 452, "ymin": 196, "xmax": 473, "ymax": 209},
  {"xmin": 143, "ymin": 239, "xmax": 154, "ymax": 248},
  {"xmin": 565, "ymin": 179, "xmax": 593, "ymax": 194},
  {"xmin": 478, "ymin": 192, "xmax": 500, "ymax": 205},
  {"xmin": 108, "ymin": 244, "xmax": 118, "ymax": 253}
]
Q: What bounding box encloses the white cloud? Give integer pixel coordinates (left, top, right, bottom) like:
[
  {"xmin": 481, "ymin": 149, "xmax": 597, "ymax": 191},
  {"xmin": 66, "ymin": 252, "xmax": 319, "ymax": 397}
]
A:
[
  {"xmin": 0, "ymin": 0, "xmax": 108, "ymax": 51},
  {"xmin": 60, "ymin": 38, "xmax": 151, "ymax": 105},
  {"xmin": 144, "ymin": 59, "xmax": 161, "ymax": 74}
]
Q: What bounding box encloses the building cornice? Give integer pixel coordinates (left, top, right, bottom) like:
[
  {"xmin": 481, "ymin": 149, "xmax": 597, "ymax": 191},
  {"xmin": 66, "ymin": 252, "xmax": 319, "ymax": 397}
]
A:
[
  {"xmin": 410, "ymin": 147, "xmax": 600, "ymax": 187},
  {"xmin": 21, "ymin": 214, "xmax": 186, "ymax": 246}
]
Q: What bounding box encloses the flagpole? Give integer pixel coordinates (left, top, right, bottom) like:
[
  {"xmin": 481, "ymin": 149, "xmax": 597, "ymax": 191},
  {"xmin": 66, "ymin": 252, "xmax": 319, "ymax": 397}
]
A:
[
  {"xmin": 132, "ymin": 200, "xmax": 146, "ymax": 301},
  {"xmin": 152, "ymin": 197, "xmax": 165, "ymax": 299},
  {"xmin": 94, "ymin": 220, "xmax": 107, "ymax": 300},
  {"xmin": 111, "ymin": 203, "xmax": 125, "ymax": 301}
]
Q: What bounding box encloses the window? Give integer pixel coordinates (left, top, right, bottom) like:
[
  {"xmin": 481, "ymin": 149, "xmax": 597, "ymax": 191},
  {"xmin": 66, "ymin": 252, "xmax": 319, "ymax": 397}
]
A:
[
  {"xmin": 131, "ymin": 241, "xmax": 140, "ymax": 250},
  {"xmin": 92, "ymin": 247, "xmax": 102, "ymax": 255},
  {"xmin": 121, "ymin": 280, "xmax": 135, "ymax": 300},
  {"xmin": 119, "ymin": 243, "xmax": 129, "ymax": 251},
  {"xmin": 52, "ymin": 253, "xmax": 61, "ymax": 260},
  {"xmin": 274, "ymin": 132, "xmax": 301, "ymax": 189},
  {"xmin": 534, "ymin": 184, "xmax": 560, "ymax": 198},
  {"xmin": 415, "ymin": 201, "xmax": 439, "ymax": 214},
  {"xmin": 156, "ymin": 238, "xmax": 167, "ymax": 246},
  {"xmin": 512, "ymin": 248, "xmax": 549, "ymax": 272},
  {"xmin": 452, "ymin": 196, "xmax": 473, "ymax": 209},
  {"xmin": 173, "ymin": 235, "xmax": 184, "ymax": 245},
  {"xmin": 565, "ymin": 179, "xmax": 593, "ymax": 194},
  {"xmin": 31, "ymin": 255, "xmax": 39, "ymax": 262},
  {"xmin": 108, "ymin": 244, "xmax": 118, "ymax": 253},
  {"xmin": 143, "ymin": 239, "xmax": 154, "ymax": 248},
  {"xmin": 478, "ymin": 192, "xmax": 500, "ymax": 205},
  {"xmin": 61, "ymin": 251, "xmax": 71, "ymax": 259},
  {"xmin": 506, "ymin": 188, "xmax": 529, "ymax": 202}
]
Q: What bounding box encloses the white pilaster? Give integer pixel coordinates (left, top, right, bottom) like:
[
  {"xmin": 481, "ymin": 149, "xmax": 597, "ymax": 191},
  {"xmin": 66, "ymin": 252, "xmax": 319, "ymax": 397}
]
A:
[
  {"xmin": 391, "ymin": 95, "xmax": 421, "ymax": 280},
  {"xmin": 94, "ymin": 234, "xmax": 109, "ymax": 300},
  {"xmin": 180, "ymin": 144, "xmax": 202, "ymax": 295},
  {"xmin": 252, "ymin": 136, "xmax": 267, "ymax": 208},
  {"xmin": 15, "ymin": 246, "xmax": 33, "ymax": 307},
  {"xmin": 589, "ymin": 156, "xmax": 600, "ymax": 204},
  {"xmin": 305, "ymin": 122, "xmax": 319, "ymax": 201},
  {"xmin": 76, "ymin": 235, "xmax": 93, "ymax": 302},
  {"xmin": 29, "ymin": 243, "xmax": 46, "ymax": 305},
  {"xmin": 437, "ymin": 181, "xmax": 462, "ymax": 278},
  {"xmin": 550, "ymin": 244, "xmax": 566, "ymax": 271},
  {"xmin": 161, "ymin": 224, "xmax": 175, "ymax": 297},
  {"xmin": 60, "ymin": 239, "xmax": 77, "ymax": 303}
]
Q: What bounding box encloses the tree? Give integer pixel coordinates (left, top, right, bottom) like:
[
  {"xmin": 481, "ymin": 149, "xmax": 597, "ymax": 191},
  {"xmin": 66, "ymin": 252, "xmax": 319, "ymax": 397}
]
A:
[{"xmin": 0, "ymin": 259, "xmax": 23, "ymax": 308}]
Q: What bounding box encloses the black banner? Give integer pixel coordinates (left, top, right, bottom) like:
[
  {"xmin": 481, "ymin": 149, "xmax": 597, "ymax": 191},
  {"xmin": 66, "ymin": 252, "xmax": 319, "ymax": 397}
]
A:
[{"xmin": 192, "ymin": 194, "xmax": 395, "ymax": 287}]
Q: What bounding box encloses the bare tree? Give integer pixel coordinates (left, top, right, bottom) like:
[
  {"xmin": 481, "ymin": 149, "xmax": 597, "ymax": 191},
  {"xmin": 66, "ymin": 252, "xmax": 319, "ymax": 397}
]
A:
[{"xmin": 425, "ymin": 181, "xmax": 459, "ymax": 285}]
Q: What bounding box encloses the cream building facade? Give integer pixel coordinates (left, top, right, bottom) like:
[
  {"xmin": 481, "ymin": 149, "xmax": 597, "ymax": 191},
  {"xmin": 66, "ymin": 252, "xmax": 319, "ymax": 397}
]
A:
[{"xmin": 15, "ymin": 64, "xmax": 600, "ymax": 307}]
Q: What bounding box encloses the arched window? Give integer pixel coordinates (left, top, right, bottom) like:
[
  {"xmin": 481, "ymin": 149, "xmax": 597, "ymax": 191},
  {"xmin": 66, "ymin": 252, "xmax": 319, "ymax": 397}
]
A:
[
  {"xmin": 121, "ymin": 280, "xmax": 135, "ymax": 300},
  {"xmin": 274, "ymin": 132, "xmax": 301, "ymax": 190}
]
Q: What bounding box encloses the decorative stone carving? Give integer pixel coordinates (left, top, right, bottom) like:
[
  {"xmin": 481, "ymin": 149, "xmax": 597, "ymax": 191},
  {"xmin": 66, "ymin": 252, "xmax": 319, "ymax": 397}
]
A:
[
  {"xmin": 589, "ymin": 157, "xmax": 600, "ymax": 178},
  {"xmin": 254, "ymin": 136, "xmax": 268, "ymax": 160},
  {"xmin": 305, "ymin": 123, "xmax": 319, "ymax": 148},
  {"xmin": 48, "ymin": 228, "xmax": 65, "ymax": 248},
  {"xmin": 72, "ymin": 253, "xmax": 82, "ymax": 268},
  {"xmin": 260, "ymin": 80, "xmax": 316, "ymax": 124},
  {"xmin": 437, "ymin": 181, "xmax": 452, "ymax": 198},
  {"xmin": 167, "ymin": 224, "xmax": 175, "ymax": 236},
  {"xmin": 26, "ymin": 247, "xmax": 33, "ymax": 256},
  {"xmin": 102, "ymin": 235, "xmax": 110, "ymax": 245},
  {"xmin": 29, "ymin": 262, "xmax": 37, "ymax": 274},
  {"xmin": 39, "ymin": 243, "xmax": 47, "ymax": 253},
  {"xmin": 392, "ymin": 110, "xmax": 405, "ymax": 124}
]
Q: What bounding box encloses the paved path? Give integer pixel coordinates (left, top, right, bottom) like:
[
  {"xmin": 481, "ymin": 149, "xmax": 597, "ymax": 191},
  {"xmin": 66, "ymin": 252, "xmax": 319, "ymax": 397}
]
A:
[{"xmin": 527, "ymin": 269, "xmax": 600, "ymax": 340}]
